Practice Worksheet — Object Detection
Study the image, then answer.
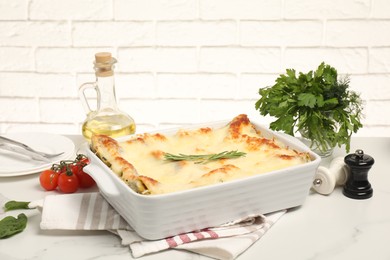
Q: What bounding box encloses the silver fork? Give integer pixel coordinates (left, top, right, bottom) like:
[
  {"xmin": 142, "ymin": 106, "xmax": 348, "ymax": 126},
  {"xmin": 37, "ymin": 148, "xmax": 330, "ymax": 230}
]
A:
[{"xmin": 0, "ymin": 136, "xmax": 64, "ymax": 158}]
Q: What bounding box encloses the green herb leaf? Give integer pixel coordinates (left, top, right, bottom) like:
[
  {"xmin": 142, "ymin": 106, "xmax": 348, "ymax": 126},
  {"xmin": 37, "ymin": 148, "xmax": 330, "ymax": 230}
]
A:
[
  {"xmin": 0, "ymin": 213, "xmax": 28, "ymax": 239},
  {"xmin": 255, "ymin": 62, "xmax": 363, "ymax": 154},
  {"xmin": 298, "ymin": 93, "xmax": 317, "ymax": 108},
  {"xmin": 4, "ymin": 201, "xmax": 30, "ymax": 211},
  {"xmin": 323, "ymin": 97, "xmax": 339, "ymax": 106},
  {"xmin": 164, "ymin": 151, "xmax": 246, "ymax": 164}
]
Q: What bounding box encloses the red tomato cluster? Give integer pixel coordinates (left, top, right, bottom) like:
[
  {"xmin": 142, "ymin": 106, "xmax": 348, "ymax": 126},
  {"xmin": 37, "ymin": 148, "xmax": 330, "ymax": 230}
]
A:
[{"xmin": 39, "ymin": 154, "xmax": 95, "ymax": 193}]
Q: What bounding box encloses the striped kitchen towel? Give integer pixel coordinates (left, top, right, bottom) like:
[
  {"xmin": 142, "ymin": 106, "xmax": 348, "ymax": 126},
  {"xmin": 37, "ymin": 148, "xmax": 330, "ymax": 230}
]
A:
[{"xmin": 35, "ymin": 192, "xmax": 285, "ymax": 260}]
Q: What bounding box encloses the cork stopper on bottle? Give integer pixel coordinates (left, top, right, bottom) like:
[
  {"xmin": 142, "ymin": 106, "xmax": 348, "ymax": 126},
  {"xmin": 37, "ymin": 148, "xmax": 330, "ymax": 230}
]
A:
[
  {"xmin": 94, "ymin": 52, "xmax": 116, "ymax": 77},
  {"xmin": 95, "ymin": 52, "xmax": 112, "ymax": 64}
]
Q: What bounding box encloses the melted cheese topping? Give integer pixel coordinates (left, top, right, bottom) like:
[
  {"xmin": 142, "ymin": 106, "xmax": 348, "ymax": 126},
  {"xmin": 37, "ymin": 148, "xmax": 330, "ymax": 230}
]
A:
[{"xmin": 103, "ymin": 115, "xmax": 310, "ymax": 195}]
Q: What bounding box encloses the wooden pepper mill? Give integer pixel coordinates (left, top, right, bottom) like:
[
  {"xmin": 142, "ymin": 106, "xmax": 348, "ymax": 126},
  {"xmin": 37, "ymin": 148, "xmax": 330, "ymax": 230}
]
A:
[{"xmin": 343, "ymin": 149, "xmax": 374, "ymax": 199}]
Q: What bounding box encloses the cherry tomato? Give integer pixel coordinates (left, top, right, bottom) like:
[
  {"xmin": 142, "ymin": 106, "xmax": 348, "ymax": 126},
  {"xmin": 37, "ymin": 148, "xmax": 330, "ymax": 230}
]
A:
[
  {"xmin": 74, "ymin": 155, "xmax": 95, "ymax": 188},
  {"xmin": 58, "ymin": 169, "xmax": 79, "ymax": 193},
  {"xmin": 76, "ymin": 154, "xmax": 90, "ymax": 167},
  {"xmin": 75, "ymin": 168, "xmax": 95, "ymax": 188},
  {"xmin": 38, "ymin": 154, "xmax": 94, "ymax": 193},
  {"xmin": 39, "ymin": 169, "xmax": 59, "ymax": 191},
  {"xmin": 69, "ymin": 164, "xmax": 81, "ymax": 176}
]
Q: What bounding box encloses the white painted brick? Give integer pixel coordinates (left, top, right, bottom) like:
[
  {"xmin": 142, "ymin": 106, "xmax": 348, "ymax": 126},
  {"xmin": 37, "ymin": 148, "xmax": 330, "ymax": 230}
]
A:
[
  {"xmin": 199, "ymin": 47, "xmax": 280, "ymax": 73},
  {"xmin": 326, "ymin": 21, "xmax": 390, "ymax": 47},
  {"xmin": 0, "ymin": 98, "xmax": 39, "ymax": 121},
  {"xmin": 363, "ymin": 100, "xmax": 390, "ymax": 125},
  {"xmin": 156, "ymin": 21, "xmax": 237, "ymax": 46},
  {"xmin": 284, "ymin": 0, "xmax": 370, "ymax": 19},
  {"xmin": 157, "ymin": 73, "xmax": 237, "ymax": 99},
  {"xmin": 36, "ymin": 48, "xmax": 114, "ymax": 73},
  {"xmin": 369, "ymin": 47, "xmax": 390, "ymax": 73},
  {"xmin": 198, "ymin": 99, "xmax": 264, "ymax": 123},
  {"xmin": 0, "ymin": 0, "xmax": 389, "ymax": 137},
  {"xmin": 114, "ymin": 0, "xmax": 197, "ymax": 20},
  {"xmin": 116, "ymin": 73, "xmax": 156, "ymax": 98},
  {"xmin": 39, "ymin": 99, "xmax": 84, "ymax": 123},
  {"xmin": 251, "ymin": 114, "xmax": 275, "ymax": 128},
  {"xmin": 0, "ymin": 72, "xmax": 76, "ymax": 98},
  {"xmin": 76, "ymin": 73, "xmax": 95, "ymax": 88},
  {"xmin": 241, "ymin": 21, "xmax": 322, "ymax": 46},
  {"xmin": 152, "ymin": 99, "xmax": 200, "ymax": 124},
  {"xmin": 0, "ymin": 0, "xmax": 28, "ymax": 20},
  {"xmin": 239, "ymin": 73, "xmax": 280, "ymax": 100},
  {"xmin": 284, "ymin": 48, "xmax": 368, "ymax": 74},
  {"xmin": 120, "ymin": 98, "xmax": 200, "ymax": 124},
  {"xmin": 117, "ymin": 47, "xmax": 197, "ymax": 73},
  {"xmin": 76, "ymin": 73, "xmax": 98, "ymax": 112},
  {"xmin": 350, "ymin": 74, "xmax": 390, "ymax": 100},
  {"xmin": 115, "ymin": 99, "xmax": 157, "ymax": 126},
  {"xmin": 0, "ymin": 47, "xmax": 34, "ymax": 71},
  {"xmin": 76, "ymin": 73, "xmax": 155, "ymax": 110},
  {"xmin": 356, "ymin": 126, "xmax": 390, "ymax": 137},
  {"xmin": 371, "ymin": 0, "xmax": 390, "ymax": 18},
  {"xmin": 200, "ymin": 0, "xmax": 281, "ymax": 20},
  {"xmin": 73, "ymin": 22, "xmax": 154, "ymax": 47},
  {"xmin": 0, "ymin": 22, "xmax": 70, "ymax": 46},
  {"xmin": 29, "ymin": 0, "xmax": 112, "ymax": 20}
]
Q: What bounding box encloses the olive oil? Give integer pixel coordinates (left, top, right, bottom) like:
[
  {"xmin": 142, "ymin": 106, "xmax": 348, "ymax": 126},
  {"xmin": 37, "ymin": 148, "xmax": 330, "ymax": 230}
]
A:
[
  {"xmin": 79, "ymin": 52, "xmax": 136, "ymax": 142},
  {"xmin": 82, "ymin": 114, "xmax": 136, "ymax": 142}
]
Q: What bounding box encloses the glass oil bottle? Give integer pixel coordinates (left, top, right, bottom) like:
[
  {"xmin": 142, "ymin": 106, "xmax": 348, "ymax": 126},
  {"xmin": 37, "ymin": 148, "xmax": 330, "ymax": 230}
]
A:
[{"xmin": 79, "ymin": 52, "xmax": 136, "ymax": 142}]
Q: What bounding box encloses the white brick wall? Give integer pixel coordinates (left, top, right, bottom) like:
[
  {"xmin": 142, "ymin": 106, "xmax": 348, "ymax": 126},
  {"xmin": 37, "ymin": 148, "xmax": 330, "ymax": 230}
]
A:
[{"xmin": 0, "ymin": 0, "xmax": 389, "ymax": 137}]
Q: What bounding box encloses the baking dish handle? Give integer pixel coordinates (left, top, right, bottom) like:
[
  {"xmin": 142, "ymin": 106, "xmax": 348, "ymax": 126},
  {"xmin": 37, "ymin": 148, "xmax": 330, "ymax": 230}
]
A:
[{"xmin": 83, "ymin": 164, "xmax": 120, "ymax": 196}]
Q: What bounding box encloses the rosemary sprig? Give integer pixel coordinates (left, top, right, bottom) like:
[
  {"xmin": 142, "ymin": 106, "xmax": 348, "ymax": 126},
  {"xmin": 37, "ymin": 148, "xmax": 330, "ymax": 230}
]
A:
[{"xmin": 164, "ymin": 150, "xmax": 246, "ymax": 164}]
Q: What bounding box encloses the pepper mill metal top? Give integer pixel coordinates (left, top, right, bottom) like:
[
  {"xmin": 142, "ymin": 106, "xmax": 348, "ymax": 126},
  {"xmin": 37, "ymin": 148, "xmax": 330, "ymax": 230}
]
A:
[
  {"xmin": 344, "ymin": 149, "xmax": 375, "ymax": 168},
  {"xmin": 343, "ymin": 149, "xmax": 374, "ymax": 199}
]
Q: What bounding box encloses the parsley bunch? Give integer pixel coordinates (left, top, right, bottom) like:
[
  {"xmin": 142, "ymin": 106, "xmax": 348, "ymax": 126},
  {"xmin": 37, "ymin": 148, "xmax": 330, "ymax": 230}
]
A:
[{"xmin": 255, "ymin": 62, "xmax": 363, "ymax": 154}]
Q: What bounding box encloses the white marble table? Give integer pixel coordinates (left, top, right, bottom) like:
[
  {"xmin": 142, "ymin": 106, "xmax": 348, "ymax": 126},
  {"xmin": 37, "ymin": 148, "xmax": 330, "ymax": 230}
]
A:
[{"xmin": 0, "ymin": 136, "xmax": 389, "ymax": 260}]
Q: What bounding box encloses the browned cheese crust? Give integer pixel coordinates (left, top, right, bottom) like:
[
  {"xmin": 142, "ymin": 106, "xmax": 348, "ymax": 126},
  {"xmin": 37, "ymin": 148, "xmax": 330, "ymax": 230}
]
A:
[{"xmin": 90, "ymin": 114, "xmax": 311, "ymax": 195}]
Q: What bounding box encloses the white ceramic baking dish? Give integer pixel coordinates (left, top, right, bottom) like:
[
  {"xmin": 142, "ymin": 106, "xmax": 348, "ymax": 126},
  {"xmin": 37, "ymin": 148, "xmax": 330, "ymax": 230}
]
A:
[{"xmin": 83, "ymin": 120, "xmax": 321, "ymax": 240}]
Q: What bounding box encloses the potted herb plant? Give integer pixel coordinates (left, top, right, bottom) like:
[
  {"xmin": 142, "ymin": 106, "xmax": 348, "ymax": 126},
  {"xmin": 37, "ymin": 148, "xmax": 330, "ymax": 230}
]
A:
[{"xmin": 255, "ymin": 62, "xmax": 363, "ymax": 157}]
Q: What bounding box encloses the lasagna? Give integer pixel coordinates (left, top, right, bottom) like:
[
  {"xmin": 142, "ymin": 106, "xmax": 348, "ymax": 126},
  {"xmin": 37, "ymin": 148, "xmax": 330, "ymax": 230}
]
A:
[{"xmin": 90, "ymin": 114, "xmax": 311, "ymax": 195}]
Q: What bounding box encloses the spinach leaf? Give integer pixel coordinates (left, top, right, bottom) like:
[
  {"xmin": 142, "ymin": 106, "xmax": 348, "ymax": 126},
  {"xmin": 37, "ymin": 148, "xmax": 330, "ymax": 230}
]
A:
[
  {"xmin": 4, "ymin": 201, "xmax": 30, "ymax": 211},
  {"xmin": 0, "ymin": 213, "xmax": 28, "ymax": 239}
]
